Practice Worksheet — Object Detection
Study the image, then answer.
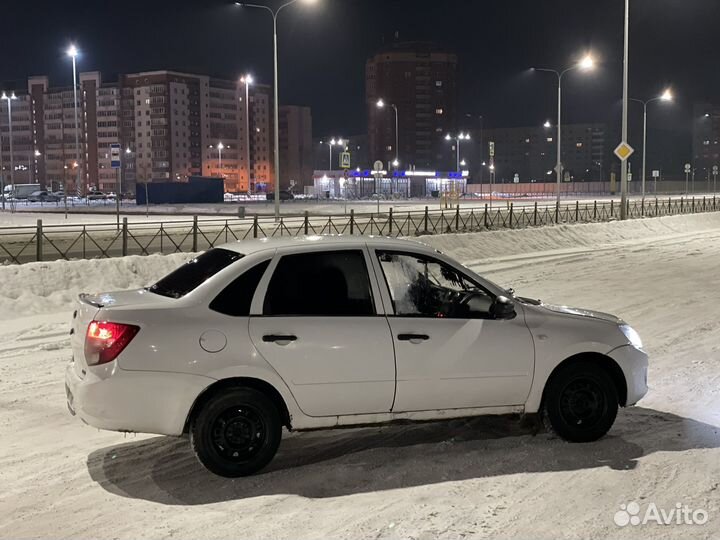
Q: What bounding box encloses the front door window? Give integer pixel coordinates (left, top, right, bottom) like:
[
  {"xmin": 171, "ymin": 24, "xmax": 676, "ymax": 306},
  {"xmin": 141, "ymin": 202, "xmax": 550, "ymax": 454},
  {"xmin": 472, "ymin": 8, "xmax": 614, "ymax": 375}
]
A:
[{"xmin": 376, "ymin": 251, "xmax": 493, "ymax": 318}]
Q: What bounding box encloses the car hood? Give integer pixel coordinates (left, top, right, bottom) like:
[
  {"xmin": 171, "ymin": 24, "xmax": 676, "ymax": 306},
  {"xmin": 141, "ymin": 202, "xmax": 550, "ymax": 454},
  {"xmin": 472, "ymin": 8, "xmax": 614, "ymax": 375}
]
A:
[{"xmin": 538, "ymin": 303, "xmax": 624, "ymax": 325}]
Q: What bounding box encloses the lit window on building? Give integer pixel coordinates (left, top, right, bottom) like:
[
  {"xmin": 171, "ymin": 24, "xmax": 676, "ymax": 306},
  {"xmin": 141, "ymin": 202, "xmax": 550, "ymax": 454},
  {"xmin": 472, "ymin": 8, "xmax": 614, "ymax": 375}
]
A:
[
  {"xmin": 547, "ymin": 137, "xmax": 553, "ymax": 142},
  {"xmin": 435, "ymin": 108, "xmax": 443, "ymax": 115}
]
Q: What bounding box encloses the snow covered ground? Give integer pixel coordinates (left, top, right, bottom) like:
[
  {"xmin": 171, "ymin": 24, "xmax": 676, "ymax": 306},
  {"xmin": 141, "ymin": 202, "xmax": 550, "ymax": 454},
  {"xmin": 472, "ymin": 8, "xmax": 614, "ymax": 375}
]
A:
[{"xmin": 1, "ymin": 214, "xmax": 720, "ymax": 539}]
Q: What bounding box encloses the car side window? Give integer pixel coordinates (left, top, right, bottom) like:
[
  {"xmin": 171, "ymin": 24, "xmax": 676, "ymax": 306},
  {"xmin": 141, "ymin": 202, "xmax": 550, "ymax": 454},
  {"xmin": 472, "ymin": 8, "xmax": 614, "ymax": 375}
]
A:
[
  {"xmin": 210, "ymin": 259, "xmax": 271, "ymax": 316},
  {"xmin": 263, "ymin": 250, "xmax": 374, "ymax": 316},
  {"xmin": 376, "ymin": 251, "xmax": 493, "ymax": 318}
]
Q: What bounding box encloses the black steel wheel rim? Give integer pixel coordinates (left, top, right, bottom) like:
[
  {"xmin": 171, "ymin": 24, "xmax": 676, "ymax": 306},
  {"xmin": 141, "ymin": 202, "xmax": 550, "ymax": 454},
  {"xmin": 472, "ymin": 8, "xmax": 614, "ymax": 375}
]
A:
[
  {"xmin": 558, "ymin": 378, "xmax": 606, "ymax": 428},
  {"xmin": 210, "ymin": 405, "xmax": 267, "ymax": 462}
]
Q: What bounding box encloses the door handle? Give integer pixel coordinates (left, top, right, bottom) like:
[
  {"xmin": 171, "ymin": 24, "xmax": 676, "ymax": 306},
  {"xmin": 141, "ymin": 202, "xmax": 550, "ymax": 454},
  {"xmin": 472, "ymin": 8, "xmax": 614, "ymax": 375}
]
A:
[
  {"xmin": 262, "ymin": 334, "xmax": 298, "ymax": 343},
  {"xmin": 397, "ymin": 333, "xmax": 429, "ymax": 342}
]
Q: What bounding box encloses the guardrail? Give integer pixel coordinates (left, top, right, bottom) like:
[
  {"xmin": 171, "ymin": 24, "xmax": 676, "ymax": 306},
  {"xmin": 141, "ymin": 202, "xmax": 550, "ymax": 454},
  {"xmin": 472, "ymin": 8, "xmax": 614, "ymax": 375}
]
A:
[{"xmin": 0, "ymin": 196, "xmax": 717, "ymax": 265}]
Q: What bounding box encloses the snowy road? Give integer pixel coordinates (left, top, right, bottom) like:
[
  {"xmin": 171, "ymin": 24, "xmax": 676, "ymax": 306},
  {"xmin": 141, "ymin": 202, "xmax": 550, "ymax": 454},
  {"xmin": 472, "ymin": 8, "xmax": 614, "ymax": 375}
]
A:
[{"xmin": 1, "ymin": 214, "xmax": 720, "ymax": 539}]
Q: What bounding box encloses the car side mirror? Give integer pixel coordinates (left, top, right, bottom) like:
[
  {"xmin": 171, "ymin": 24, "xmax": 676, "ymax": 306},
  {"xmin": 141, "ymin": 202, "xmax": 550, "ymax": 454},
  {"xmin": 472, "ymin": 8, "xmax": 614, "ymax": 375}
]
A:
[{"xmin": 490, "ymin": 295, "xmax": 516, "ymax": 320}]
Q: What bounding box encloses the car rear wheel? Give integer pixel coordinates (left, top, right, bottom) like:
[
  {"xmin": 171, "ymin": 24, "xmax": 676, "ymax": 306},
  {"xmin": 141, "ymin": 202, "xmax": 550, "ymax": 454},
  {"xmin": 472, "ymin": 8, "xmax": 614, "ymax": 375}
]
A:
[
  {"xmin": 190, "ymin": 387, "xmax": 282, "ymax": 477},
  {"xmin": 542, "ymin": 361, "xmax": 618, "ymax": 442}
]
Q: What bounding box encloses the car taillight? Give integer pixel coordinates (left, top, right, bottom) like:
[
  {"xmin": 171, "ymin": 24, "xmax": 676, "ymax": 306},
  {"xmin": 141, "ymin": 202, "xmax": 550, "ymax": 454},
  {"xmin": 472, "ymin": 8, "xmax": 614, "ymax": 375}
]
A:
[{"xmin": 85, "ymin": 321, "xmax": 140, "ymax": 366}]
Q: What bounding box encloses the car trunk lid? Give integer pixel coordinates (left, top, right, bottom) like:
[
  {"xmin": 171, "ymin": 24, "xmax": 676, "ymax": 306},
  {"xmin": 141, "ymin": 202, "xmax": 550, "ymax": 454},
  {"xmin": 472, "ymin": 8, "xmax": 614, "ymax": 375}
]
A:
[{"xmin": 70, "ymin": 289, "xmax": 174, "ymax": 377}]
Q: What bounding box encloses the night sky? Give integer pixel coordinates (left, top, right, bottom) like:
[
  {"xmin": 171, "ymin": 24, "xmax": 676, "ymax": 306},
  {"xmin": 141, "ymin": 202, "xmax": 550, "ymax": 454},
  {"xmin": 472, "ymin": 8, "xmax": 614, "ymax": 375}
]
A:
[{"xmin": 5, "ymin": 0, "xmax": 720, "ymax": 169}]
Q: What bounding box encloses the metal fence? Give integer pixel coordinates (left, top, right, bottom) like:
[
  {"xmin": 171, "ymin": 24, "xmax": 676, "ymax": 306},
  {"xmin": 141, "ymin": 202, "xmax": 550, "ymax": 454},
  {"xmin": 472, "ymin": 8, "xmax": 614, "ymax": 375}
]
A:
[{"xmin": 1, "ymin": 196, "xmax": 718, "ymax": 265}]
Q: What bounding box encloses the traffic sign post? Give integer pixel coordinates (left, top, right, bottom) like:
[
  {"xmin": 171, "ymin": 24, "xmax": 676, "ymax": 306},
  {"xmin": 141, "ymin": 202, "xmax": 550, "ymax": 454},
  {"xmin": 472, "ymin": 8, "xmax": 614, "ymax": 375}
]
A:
[
  {"xmin": 111, "ymin": 143, "xmax": 122, "ymax": 230},
  {"xmin": 614, "ymin": 142, "xmax": 634, "ymax": 220},
  {"xmin": 652, "ymin": 170, "xmax": 660, "ymax": 195},
  {"xmin": 513, "ymin": 173, "xmax": 519, "ymax": 184},
  {"xmin": 340, "ymin": 151, "xmax": 351, "ymax": 170},
  {"xmin": 488, "ymin": 142, "xmax": 495, "ymax": 211},
  {"xmin": 614, "ymin": 142, "xmax": 634, "ymax": 161},
  {"xmin": 684, "ymin": 163, "xmax": 691, "ymax": 195},
  {"xmin": 372, "ymin": 160, "xmax": 384, "ymax": 202}
]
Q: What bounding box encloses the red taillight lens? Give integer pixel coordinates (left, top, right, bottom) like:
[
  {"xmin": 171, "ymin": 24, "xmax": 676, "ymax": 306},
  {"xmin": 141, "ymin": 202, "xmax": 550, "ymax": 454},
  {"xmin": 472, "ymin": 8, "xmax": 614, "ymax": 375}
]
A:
[{"xmin": 85, "ymin": 321, "xmax": 140, "ymax": 366}]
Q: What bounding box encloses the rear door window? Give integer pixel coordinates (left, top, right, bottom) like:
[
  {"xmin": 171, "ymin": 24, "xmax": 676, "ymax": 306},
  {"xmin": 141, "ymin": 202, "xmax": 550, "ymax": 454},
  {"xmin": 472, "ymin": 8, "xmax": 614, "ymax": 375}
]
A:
[
  {"xmin": 149, "ymin": 248, "xmax": 243, "ymax": 298},
  {"xmin": 210, "ymin": 259, "xmax": 271, "ymax": 316}
]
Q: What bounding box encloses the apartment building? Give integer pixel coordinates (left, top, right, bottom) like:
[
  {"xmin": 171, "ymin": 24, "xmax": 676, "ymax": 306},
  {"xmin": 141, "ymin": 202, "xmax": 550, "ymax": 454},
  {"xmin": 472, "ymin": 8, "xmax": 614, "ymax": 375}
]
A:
[
  {"xmin": 366, "ymin": 42, "xmax": 458, "ymax": 169},
  {"xmin": 279, "ymin": 105, "xmax": 313, "ymax": 190},
  {"xmin": 693, "ymin": 103, "xmax": 720, "ymax": 178},
  {"xmin": 483, "ymin": 123, "xmax": 609, "ymax": 183},
  {"xmin": 2, "ymin": 69, "xmax": 283, "ymax": 195}
]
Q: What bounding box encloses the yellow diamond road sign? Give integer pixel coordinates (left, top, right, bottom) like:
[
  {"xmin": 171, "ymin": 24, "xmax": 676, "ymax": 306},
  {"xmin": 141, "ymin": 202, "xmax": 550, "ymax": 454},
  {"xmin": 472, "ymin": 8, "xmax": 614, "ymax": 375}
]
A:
[{"xmin": 614, "ymin": 142, "xmax": 634, "ymax": 161}]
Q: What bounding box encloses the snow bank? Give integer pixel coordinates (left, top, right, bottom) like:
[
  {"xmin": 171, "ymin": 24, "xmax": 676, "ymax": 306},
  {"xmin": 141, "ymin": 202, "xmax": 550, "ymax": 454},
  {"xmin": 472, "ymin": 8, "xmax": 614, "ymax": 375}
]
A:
[
  {"xmin": 0, "ymin": 253, "xmax": 192, "ymax": 319},
  {"xmin": 420, "ymin": 212, "xmax": 720, "ymax": 262},
  {"xmin": 2, "ymin": 212, "xmax": 719, "ymax": 320}
]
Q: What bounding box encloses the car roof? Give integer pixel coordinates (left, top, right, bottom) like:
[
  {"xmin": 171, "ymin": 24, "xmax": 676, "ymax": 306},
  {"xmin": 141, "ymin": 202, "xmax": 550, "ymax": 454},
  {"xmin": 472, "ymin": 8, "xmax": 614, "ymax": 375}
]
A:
[{"xmin": 216, "ymin": 235, "xmax": 437, "ymax": 256}]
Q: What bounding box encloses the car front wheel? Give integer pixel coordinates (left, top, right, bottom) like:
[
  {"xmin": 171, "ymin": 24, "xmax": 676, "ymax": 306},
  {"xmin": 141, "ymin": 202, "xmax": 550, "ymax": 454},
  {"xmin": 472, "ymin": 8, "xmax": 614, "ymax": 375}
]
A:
[
  {"xmin": 542, "ymin": 361, "xmax": 619, "ymax": 442},
  {"xmin": 190, "ymin": 387, "xmax": 282, "ymax": 477}
]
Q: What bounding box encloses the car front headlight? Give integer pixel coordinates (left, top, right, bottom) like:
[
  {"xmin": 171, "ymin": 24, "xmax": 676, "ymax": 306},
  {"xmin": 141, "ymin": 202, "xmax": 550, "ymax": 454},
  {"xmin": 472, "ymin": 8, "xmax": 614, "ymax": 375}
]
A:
[{"xmin": 619, "ymin": 324, "xmax": 643, "ymax": 350}]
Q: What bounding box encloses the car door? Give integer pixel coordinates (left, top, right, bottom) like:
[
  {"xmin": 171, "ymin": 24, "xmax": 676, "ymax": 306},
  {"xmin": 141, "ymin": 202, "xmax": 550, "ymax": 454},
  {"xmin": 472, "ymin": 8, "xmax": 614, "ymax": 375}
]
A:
[
  {"xmin": 371, "ymin": 249, "xmax": 534, "ymax": 412},
  {"xmin": 248, "ymin": 246, "xmax": 396, "ymax": 417}
]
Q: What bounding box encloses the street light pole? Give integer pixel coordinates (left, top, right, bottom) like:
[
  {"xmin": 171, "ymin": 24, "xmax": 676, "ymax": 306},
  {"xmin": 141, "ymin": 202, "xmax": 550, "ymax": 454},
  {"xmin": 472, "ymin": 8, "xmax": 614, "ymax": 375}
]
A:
[
  {"xmin": 376, "ymin": 99, "xmax": 400, "ymax": 167},
  {"xmin": 218, "ymin": 142, "xmax": 224, "ymax": 172},
  {"xmin": 67, "ymin": 45, "xmax": 82, "ymax": 201},
  {"xmin": 236, "ymin": 0, "xmax": 315, "ymax": 221},
  {"xmin": 392, "ymin": 103, "xmax": 398, "ymax": 165},
  {"xmin": 630, "ymin": 90, "xmax": 673, "ymax": 214},
  {"xmin": 445, "ymin": 133, "xmax": 470, "ymax": 172},
  {"xmin": 534, "ymin": 54, "xmax": 594, "ymax": 214},
  {"xmin": 240, "ymin": 74, "xmax": 253, "ymax": 192},
  {"xmin": 2, "ymin": 92, "xmax": 17, "ymax": 208},
  {"xmin": 620, "ymin": 0, "xmax": 630, "ymax": 220}
]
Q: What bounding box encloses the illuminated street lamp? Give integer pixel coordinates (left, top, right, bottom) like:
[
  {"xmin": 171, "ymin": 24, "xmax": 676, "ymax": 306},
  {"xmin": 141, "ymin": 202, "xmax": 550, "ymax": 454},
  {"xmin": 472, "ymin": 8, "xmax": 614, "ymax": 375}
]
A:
[
  {"xmin": 240, "ymin": 74, "xmax": 253, "ymax": 190},
  {"xmin": 377, "ymin": 98, "xmax": 399, "ymax": 166},
  {"xmin": 533, "ymin": 54, "xmax": 595, "ymax": 210},
  {"xmin": 630, "ymin": 89, "xmax": 673, "ymax": 208},
  {"xmin": 1, "ymin": 92, "xmax": 17, "ymax": 201},
  {"xmin": 67, "ymin": 45, "xmax": 82, "ymax": 203},
  {"xmin": 218, "ymin": 142, "xmax": 225, "ymax": 172},
  {"xmin": 321, "ymin": 138, "xmax": 344, "ymax": 170},
  {"xmin": 445, "ymin": 132, "xmax": 470, "ymax": 171},
  {"xmin": 234, "ymin": 0, "xmax": 319, "ymax": 221}
]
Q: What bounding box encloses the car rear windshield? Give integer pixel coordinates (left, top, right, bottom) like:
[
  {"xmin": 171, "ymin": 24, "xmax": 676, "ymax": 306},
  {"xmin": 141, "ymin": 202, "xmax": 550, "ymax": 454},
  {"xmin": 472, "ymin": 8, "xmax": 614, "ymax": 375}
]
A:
[{"xmin": 148, "ymin": 248, "xmax": 244, "ymax": 298}]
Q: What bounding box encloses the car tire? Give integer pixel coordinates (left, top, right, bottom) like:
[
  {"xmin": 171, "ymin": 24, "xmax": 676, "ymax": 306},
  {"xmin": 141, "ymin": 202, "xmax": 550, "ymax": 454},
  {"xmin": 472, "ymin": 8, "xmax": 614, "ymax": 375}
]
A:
[
  {"xmin": 190, "ymin": 387, "xmax": 282, "ymax": 477},
  {"xmin": 542, "ymin": 361, "xmax": 619, "ymax": 443}
]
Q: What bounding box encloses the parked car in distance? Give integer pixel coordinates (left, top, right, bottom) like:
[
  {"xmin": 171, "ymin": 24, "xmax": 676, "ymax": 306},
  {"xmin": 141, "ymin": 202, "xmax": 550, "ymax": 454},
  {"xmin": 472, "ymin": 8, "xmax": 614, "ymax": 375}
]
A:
[
  {"xmin": 266, "ymin": 190, "xmax": 294, "ymax": 201},
  {"xmin": 27, "ymin": 190, "xmax": 61, "ymax": 203},
  {"xmin": 66, "ymin": 236, "xmax": 648, "ymax": 477},
  {"xmin": 86, "ymin": 190, "xmax": 107, "ymax": 200}
]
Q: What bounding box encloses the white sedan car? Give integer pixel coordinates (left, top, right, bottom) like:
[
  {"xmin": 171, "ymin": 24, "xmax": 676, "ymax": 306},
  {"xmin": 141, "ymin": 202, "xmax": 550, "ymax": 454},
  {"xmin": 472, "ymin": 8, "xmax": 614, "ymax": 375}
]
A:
[{"xmin": 66, "ymin": 236, "xmax": 648, "ymax": 477}]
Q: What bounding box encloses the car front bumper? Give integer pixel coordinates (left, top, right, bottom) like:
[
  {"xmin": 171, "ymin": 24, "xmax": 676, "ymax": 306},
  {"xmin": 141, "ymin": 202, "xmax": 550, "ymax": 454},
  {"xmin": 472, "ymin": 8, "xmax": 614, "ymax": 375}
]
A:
[
  {"xmin": 65, "ymin": 359, "xmax": 213, "ymax": 436},
  {"xmin": 608, "ymin": 345, "xmax": 648, "ymax": 406}
]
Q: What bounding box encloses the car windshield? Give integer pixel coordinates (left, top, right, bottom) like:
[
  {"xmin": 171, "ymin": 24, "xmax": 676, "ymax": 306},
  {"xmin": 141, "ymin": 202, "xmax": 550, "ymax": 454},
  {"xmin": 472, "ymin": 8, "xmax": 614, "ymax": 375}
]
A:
[{"xmin": 148, "ymin": 248, "xmax": 243, "ymax": 298}]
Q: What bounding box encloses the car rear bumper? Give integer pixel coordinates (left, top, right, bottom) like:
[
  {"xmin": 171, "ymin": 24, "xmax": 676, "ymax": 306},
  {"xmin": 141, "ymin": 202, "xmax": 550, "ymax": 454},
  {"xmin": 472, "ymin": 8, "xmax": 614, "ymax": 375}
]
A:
[
  {"xmin": 65, "ymin": 359, "xmax": 213, "ymax": 436},
  {"xmin": 608, "ymin": 345, "xmax": 648, "ymax": 406}
]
